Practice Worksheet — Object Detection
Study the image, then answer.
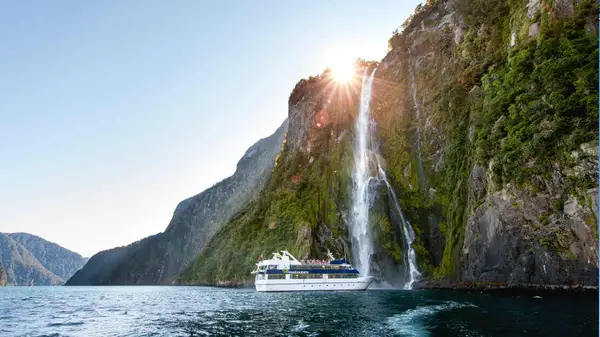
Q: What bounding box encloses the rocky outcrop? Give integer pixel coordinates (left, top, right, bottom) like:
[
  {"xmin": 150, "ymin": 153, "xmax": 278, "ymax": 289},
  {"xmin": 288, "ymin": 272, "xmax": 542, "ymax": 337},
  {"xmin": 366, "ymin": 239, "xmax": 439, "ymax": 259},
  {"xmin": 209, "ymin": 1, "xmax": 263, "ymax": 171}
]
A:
[
  {"xmin": 67, "ymin": 119, "xmax": 288, "ymax": 285},
  {"xmin": 462, "ymin": 186, "xmax": 598, "ymax": 285},
  {"xmin": 286, "ymin": 73, "xmax": 358, "ymax": 155}
]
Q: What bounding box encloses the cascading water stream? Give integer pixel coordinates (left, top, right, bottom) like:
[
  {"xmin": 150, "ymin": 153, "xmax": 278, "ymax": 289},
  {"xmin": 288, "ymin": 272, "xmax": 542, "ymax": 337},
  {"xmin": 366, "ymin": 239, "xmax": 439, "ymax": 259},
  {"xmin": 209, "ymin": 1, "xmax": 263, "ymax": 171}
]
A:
[
  {"xmin": 376, "ymin": 164, "xmax": 422, "ymax": 290},
  {"xmin": 350, "ymin": 68, "xmax": 377, "ymax": 277},
  {"xmin": 349, "ymin": 67, "xmax": 421, "ymax": 289}
]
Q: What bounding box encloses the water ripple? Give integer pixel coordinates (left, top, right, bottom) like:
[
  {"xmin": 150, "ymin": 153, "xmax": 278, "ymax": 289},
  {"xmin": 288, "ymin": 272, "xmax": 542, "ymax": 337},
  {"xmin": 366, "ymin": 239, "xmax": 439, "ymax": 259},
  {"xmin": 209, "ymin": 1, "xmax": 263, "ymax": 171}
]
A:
[{"xmin": 0, "ymin": 287, "xmax": 596, "ymax": 336}]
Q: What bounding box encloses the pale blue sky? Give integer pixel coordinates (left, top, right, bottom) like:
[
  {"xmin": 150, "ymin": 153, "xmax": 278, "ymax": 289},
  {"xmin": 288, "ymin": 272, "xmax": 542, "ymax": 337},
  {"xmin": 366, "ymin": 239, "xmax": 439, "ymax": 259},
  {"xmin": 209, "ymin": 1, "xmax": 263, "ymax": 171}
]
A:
[{"xmin": 0, "ymin": 0, "xmax": 422, "ymax": 257}]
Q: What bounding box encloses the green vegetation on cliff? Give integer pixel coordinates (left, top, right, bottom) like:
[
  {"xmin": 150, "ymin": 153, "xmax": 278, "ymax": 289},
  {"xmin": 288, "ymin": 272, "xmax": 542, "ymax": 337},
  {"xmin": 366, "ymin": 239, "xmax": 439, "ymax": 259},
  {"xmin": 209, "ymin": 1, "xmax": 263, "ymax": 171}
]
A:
[
  {"xmin": 0, "ymin": 232, "xmax": 87, "ymax": 285},
  {"xmin": 181, "ymin": 0, "xmax": 598, "ymax": 286},
  {"xmin": 67, "ymin": 121, "xmax": 287, "ymax": 286},
  {"xmin": 180, "ymin": 70, "xmax": 361, "ymax": 284},
  {"xmin": 376, "ymin": 0, "xmax": 598, "ymax": 280}
]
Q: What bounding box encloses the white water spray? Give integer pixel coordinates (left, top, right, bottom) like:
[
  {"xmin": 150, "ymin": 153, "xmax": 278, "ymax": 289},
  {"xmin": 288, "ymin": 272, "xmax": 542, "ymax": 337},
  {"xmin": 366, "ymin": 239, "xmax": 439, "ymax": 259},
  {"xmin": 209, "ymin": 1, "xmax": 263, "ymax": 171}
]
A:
[
  {"xmin": 349, "ymin": 67, "xmax": 421, "ymax": 289},
  {"xmin": 350, "ymin": 68, "xmax": 377, "ymax": 276},
  {"xmin": 376, "ymin": 164, "xmax": 422, "ymax": 290}
]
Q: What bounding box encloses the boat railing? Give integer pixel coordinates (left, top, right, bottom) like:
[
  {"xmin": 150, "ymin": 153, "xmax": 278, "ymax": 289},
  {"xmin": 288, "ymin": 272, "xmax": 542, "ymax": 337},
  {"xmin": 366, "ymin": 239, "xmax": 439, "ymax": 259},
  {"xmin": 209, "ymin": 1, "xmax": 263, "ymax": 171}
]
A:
[{"xmin": 300, "ymin": 259, "xmax": 330, "ymax": 265}]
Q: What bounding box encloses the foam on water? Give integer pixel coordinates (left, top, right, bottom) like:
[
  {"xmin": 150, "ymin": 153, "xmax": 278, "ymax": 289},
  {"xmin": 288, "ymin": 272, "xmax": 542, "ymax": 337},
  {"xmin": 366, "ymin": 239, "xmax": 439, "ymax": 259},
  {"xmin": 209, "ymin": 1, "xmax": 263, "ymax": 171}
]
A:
[
  {"xmin": 0, "ymin": 287, "xmax": 596, "ymax": 336},
  {"xmin": 292, "ymin": 320, "xmax": 310, "ymax": 332},
  {"xmin": 387, "ymin": 301, "xmax": 477, "ymax": 337}
]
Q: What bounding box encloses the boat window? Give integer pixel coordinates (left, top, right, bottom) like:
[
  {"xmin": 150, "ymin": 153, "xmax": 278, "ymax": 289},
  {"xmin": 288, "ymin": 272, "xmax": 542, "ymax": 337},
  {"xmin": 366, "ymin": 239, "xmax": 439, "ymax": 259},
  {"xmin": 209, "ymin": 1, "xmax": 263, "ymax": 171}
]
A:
[
  {"xmin": 267, "ymin": 274, "xmax": 285, "ymax": 280},
  {"xmin": 328, "ymin": 274, "xmax": 358, "ymax": 279},
  {"xmin": 290, "ymin": 274, "xmax": 323, "ymax": 279},
  {"xmin": 295, "ymin": 264, "xmax": 342, "ymax": 270},
  {"xmin": 290, "ymin": 274, "xmax": 307, "ymax": 279}
]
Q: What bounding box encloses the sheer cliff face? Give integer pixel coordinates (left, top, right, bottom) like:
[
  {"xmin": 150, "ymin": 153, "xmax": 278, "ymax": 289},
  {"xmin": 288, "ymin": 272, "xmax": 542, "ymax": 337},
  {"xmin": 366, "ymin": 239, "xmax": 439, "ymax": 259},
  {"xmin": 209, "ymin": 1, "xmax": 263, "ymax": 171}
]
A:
[
  {"xmin": 183, "ymin": 0, "xmax": 597, "ymax": 287},
  {"xmin": 372, "ymin": 0, "xmax": 598, "ymax": 286},
  {"xmin": 179, "ymin": 71, "xmax": 363, "ymax": 285},
  {"xmin": 67, "ymin": 120, "xmax": 288, "ymax": 285}
]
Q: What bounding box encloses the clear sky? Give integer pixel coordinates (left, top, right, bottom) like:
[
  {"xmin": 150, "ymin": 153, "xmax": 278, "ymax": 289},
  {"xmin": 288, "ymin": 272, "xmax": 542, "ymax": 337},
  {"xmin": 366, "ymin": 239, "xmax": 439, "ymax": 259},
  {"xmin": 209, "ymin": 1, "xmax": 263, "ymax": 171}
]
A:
[{"xmin": 0, "ymin": 0, "xmax": 422, "ymax": 257}]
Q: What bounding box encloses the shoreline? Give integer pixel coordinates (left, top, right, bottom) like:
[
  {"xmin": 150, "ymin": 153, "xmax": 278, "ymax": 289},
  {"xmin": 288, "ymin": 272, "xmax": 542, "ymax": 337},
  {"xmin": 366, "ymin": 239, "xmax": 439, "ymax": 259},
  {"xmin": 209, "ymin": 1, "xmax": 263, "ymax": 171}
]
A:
[
  {"xmin": 175, "ymin": 279, "xmax": 599, "ymax": 294},
  {"xmin": 414, "ymin": 280, "xmax": 598, "ymax": 294}
]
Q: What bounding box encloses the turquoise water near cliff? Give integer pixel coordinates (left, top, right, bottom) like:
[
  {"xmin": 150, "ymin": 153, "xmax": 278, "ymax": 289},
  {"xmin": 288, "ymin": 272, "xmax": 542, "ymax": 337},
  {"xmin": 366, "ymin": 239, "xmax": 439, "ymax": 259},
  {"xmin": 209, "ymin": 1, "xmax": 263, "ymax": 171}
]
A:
[{"xmin": 1, "ymin": 286, "xmax": 597, "ymax": 336}]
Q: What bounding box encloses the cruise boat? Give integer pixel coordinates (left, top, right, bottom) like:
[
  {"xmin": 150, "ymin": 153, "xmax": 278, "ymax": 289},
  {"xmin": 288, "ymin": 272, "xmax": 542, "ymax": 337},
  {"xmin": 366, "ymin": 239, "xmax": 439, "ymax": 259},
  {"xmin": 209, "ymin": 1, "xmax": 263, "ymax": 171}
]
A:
[{"xmin": 251, "ymin": 250, "xmax": 373, "ymax": 292}]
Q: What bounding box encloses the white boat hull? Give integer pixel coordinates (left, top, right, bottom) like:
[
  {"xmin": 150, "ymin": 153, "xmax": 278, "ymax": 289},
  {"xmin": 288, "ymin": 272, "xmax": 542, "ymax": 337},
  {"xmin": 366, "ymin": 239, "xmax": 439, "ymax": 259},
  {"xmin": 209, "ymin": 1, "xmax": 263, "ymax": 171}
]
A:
[{"xmin": 255, "ymin": 277, "xmax": 373, "ymax": 292}]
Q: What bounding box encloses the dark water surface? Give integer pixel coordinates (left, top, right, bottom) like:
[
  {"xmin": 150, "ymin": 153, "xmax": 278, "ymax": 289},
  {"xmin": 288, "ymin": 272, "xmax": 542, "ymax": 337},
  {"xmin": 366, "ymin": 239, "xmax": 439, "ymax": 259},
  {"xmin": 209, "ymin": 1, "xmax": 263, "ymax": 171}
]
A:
[{"xmin": 1, "ymin": 286, "xmax": 597, "ymax": 336}]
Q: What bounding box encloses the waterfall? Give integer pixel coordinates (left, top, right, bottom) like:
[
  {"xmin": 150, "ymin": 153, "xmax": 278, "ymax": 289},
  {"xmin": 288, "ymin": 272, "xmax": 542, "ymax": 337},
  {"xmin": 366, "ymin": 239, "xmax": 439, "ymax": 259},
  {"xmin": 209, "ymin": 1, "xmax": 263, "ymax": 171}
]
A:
[
  {"xmin": 350, "ymin": 68, "xmax": 377, "ymax": 277},
  {"xmin": 376, "ymin": 164, "xmax": 422, "ymax": 290},
  {"xmin": 349, "ymin": 66, "xmax": 421, "ymax": 289}
]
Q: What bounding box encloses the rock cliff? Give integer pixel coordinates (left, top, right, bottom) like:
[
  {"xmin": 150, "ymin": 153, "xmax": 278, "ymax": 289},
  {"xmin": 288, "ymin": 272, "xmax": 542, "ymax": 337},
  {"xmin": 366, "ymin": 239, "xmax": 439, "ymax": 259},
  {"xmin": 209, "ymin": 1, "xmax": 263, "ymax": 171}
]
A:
[
  {"xmin": 373, "ymin": 0, "xmax": 598, "ymax": 287},
  {"xmin": 67, "ymin": 119, "xmax": 288, "ymax": 285},
  {"xmin": 179, "ymin": 70, "xmax": 362, "ymax": 284},
  {"xmin": 181, "ymin": 0, "xmax": 598, "ymax": 288}
]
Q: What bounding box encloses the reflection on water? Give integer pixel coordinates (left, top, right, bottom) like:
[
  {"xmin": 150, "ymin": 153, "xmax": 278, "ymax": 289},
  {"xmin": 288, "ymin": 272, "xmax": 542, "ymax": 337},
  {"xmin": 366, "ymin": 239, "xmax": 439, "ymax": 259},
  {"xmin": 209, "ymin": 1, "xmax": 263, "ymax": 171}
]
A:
[{"xmin": 0, "ymin": 286, "xmax": 597, "ymax": 336}]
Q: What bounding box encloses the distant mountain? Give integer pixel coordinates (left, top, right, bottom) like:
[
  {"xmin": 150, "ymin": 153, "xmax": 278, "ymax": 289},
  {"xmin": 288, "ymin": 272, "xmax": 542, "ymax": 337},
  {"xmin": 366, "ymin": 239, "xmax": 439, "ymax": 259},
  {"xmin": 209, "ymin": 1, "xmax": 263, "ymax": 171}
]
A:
[
  {"xmin": 0, "ymin": 233, "xmax": 87, "ymax": 285},
  {"xmin": 67, "ymin": 119, "xmax": 288, "ymax": 285}
]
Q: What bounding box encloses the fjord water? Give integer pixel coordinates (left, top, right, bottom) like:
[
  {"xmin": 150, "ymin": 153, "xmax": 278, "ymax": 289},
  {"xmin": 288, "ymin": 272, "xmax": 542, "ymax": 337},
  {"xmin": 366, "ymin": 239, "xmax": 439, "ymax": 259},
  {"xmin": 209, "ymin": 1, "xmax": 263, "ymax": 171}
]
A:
[
  {"xmin": 350, "ymin": 67, "xmax": 421, "ymax": 288},
  {"xmin": 1, "ymin": 287, "xmax": 597, "ymax": 336}
]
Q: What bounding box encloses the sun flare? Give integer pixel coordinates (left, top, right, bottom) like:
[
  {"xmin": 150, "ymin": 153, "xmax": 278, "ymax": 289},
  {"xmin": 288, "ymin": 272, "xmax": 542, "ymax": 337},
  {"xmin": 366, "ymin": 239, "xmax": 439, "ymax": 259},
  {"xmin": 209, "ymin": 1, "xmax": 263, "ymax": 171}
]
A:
[
  {"xmin": 324, "ymin": 49, "xmax": 357, "ymax": 83},
  {"xmin": 331, "ymin": 62, "xmax": 356, "ymax": 83}
]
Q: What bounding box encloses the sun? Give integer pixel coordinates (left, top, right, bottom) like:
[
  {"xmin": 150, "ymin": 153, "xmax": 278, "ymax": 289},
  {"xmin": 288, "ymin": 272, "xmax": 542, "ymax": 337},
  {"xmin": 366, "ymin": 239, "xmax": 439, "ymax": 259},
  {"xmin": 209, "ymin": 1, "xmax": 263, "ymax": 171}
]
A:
[
  {"xmin": 323, "ymin": 48, "xmax": 357, "ymax": 83},
  {"xmin": 331, "ymin": 62, "xmax": 356, "ymax": 83}
]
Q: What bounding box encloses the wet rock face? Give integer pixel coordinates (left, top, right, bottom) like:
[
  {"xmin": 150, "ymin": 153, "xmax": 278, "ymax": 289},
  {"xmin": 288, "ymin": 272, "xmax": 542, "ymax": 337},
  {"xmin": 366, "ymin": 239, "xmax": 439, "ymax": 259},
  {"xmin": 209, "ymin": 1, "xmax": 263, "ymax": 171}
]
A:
[
  {"xmin": 375, "ymin": 0, "xmax": 598, "ymax": 289},
  {"xmin": 462, "ymin": 185, "xmax": 598, "ymax": 286},
  {"xmin": 461, "ymin": 139, "xmax": 598, "ymax": 286},
  {"xmin": 553, "ymin": 0, "xmax": 575, "ymax": 18},
  {"xmin": 527, "ymin": 0, "xmax": 541, "ymax": 19},
  {"xmin": 528, "ymin": 22, "xmax": 540, "ymax": 38},
  {"xmin": 471, "ymin": 165, "xmax": 487, "ymax": 201}
]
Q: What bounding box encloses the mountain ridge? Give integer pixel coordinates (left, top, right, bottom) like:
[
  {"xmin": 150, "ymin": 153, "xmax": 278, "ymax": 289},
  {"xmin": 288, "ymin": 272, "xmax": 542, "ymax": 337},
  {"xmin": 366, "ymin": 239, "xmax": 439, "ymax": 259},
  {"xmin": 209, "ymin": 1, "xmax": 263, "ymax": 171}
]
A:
[
  {"xmin": 66, "ymin": 119, "xmax": 288, "ymax": 285},
  {"xmin": 0, "ymin": 232, "xmax": 86, "ymax": 285}
]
